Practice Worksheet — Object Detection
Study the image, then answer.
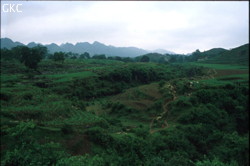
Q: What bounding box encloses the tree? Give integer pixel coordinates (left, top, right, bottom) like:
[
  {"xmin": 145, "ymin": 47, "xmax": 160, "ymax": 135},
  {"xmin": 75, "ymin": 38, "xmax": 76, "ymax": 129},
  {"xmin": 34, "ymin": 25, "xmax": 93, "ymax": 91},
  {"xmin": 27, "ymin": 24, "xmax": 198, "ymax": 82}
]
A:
[
  {"xmin": 92, "ymin": 54, "xmax": 106, "ymax": 59},
  {"xmin": 114, "ymin": 56, "xmax": 122, "ymax": 61},
  {"xmin": 70, "ymin": 55, "xmax": 77, "ymax": 59},
  {"xmin": 2, "ymin": 122, "xmax": 68, "ymax": 166},
  {"xmin": 169, "ymin": 56, "xmax": 177, "ymax": 63},
  {"xmin": 26, "ymin": 47, "xmax": 44, "ymax": 69},
  {"xmin": 47, "ymin": 53, "xmax": 54, "ymax": 59},
  {"xmin": 140, "ymin": 55, "xmax": 150, "ymax": 62},
  {"xmin": 83, "ymin": 52, "xmax": 90, "ymax": 59},
  {"xmin": 122, "ymin": 57, "xmax": 134, "ymax": 62},
  {"xmin": 107, "ymin": 57, "xmax": 114, "ymax": 60},
  {"xmin": 33, "ymin": 45, "xmax": 48, "ymax": 59},
  {"xmin": 13, "ymin": 46, "xmax": 44, "ymax": 70},
  {"xmin": 189, "ymin": 49, "xmax": 202, "ymax": 62},
  {"xmin": 80, "ymin": 52, "xmax": 90, "ymax": 59},
  {"xmin": 53, "ymin": 52, "xmax": 65, "ymax": 63},
  {"xmin": 0, "ymin": 48, "xmax": 14, "ymax": 60},
  {"xmin": 12, "ymin": 46, "xmax": 29, "ymax": 62},
  {"xmin": 1, "ymin": 46, "xmax": 45, "ymax": 70}
]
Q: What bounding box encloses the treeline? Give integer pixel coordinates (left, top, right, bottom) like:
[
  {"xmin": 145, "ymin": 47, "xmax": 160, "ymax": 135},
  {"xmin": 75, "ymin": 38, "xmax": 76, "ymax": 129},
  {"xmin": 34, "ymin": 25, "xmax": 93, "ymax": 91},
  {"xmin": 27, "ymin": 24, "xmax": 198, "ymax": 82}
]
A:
[
  {"xmin": 1, "ymin": 45, "xmax": 47, "ymax": 70},
  {"xmin": 1, "ymin": 43, "xmax": 249, "ymax": 65},
  {"xmin": 0, "ymin": 46, "xmax": 211, "ymax": 65},
  {"xmin": 0, "ymin": 46, "xmax": 205, "ymax": 65},
  {"xmin": 1, "ymin": 46, "xmax": 136, "ymax": 64}
]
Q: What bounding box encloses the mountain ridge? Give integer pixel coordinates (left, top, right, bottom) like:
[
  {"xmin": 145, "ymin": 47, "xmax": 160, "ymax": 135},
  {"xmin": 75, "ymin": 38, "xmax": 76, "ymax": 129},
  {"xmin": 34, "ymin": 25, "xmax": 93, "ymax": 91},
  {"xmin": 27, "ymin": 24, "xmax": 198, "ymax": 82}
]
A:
[{"xmin": 0, "ymin": 38, "xmax": 175, "ymax": 57}]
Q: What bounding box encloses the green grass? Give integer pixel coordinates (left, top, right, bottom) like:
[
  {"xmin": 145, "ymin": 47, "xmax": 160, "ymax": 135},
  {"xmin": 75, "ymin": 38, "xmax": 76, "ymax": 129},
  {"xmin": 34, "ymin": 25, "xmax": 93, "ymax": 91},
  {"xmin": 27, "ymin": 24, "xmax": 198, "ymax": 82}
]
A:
[
  {"xmin": 201, "ymin": 74, "xmax": 249, "ymax": 86},
  {"xmin": 40, "ymin": 59, "xmax": 124, "ymax": 66},
  {"xmin": 0, "ymin": 74, "xmax": 21, "ymax": 83},
  {"xmin": 187, "ymin": 62, "xmax": 249, "ymax": 70},
  {"xmin": 45, "ymin": 110, "xmax": 107, "ymax": 128},
  {"xmin": 201, "ymin": 79, "xmax": 233, "ymax": 86},
  {"xmin": 117, "ymin": 116, "xmax": 149, "ymax": 128},
  {"xmin": 45, "ymin": 71, "xmax": 97, "ymax": 83}
]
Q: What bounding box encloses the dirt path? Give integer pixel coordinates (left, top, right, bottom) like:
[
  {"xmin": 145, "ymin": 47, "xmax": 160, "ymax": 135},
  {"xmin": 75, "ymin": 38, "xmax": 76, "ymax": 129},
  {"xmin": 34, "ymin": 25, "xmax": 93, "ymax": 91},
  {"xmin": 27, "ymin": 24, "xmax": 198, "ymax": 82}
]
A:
[
  {"xmin": 149, "ymin": 83, "xmax": 177, "ymax": 134},
  {"xmin": 149, "ymin": 68, "xmax": 218, "ymax": 134},
  {"xmin": 208, "ymin": 68, "xmax": 217, "ymax": 79}
]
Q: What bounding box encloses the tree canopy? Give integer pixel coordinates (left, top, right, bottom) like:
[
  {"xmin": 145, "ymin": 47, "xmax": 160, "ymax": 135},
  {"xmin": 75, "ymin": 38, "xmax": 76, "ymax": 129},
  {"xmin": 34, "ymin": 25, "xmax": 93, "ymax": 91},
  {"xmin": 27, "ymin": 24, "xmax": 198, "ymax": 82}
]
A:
[
  {"xmin": 53, "ymin": 52, "xmax": 65, "ymax": 63},
  {"xmin": 140, "ymin": 55, "xmax": 150, "ymax": 62}
]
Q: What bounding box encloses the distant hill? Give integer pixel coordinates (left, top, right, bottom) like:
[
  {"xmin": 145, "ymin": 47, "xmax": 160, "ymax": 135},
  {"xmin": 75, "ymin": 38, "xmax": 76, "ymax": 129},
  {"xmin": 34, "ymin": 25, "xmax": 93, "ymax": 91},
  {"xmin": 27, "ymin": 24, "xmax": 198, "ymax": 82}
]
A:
[
  {"xmin": 202, "ymin": 44, "xmax": 249, "ymax": 65},
  {"xmin": 202, "ymin": 48, "xmax": 227, "ymax": 57},
  {"xmin": 184, "ymin": 44, "xmax": 249, "ymax": 65},
  {"xmin": 0, "ymin": 38, "xmax": 24, "ymax": 49},
  {"xmin": 187, "ymin": 48, "xmax": 228, "ymax": 62},
  {"xmin": 151, "ymin": 49, "xmax": 176, "ymax": 55},
  {"xmin": 27, "ymin": 42, "xmax": 39, "ymax": 48},
  {"xmin": 0, "ymin": 38, "xmax": 175, "ymax": 57},
  {"xmin": 46, "ymin": 43, "xmax": 63, "ymax": 53},
  {"xmin": 135, "ymin": 53, "xmax": 171, "ymax": 63}
]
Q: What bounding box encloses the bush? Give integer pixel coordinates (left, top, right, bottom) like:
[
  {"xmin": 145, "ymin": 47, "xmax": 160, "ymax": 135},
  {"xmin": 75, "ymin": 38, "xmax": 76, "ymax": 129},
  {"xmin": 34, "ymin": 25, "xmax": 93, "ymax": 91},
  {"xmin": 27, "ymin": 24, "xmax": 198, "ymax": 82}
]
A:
[
  {"xmin": 132, "ymin": 127, "xmax": 149, "ymax": 139},
  {"xmin": 158, "ymin": 80, "xmax": 165, "ymax": 88},
  {"xmin": 195, "ymin": 157, "xmax": 238, "ymax": 166},
  {"xmin": 145, "ymin": 157, "xmax": 167, "ymax": 166},
  {"xmin": 61, "ymin": 124, "xmax": 74, "ymax": 135},
  {"xmin": 56, "ymin": 155, "xmax": 105, "ymax": 166},
  {"xmin": 2, "ymin": 122, "xmax": 68, "ymax": 166},
  {"xmin": 0, "ymin": 91, "xmax": 12, "ymax": 101},
  {"xmin": 85, "ymin": 127, "xmax": 113, "ymax": 147},
  {"xmin": 1, "ymin": 142, "xmax": 68, "ymax": 166}
]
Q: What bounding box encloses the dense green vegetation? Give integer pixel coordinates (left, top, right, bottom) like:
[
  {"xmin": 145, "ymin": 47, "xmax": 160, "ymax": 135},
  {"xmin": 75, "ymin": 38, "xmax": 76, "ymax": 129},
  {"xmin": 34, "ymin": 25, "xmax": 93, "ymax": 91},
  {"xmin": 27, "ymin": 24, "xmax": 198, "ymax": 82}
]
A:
[
  {"xmin": 135, "ymin": 44, "xmax": 249, "ymax": 66},
  {"xmin": 203, "ymin": 44, "xmax": 249, "ymax": 65},
  {"xmin": 0, "ymin": 45, "xmax": 249, "ymax": 165}
]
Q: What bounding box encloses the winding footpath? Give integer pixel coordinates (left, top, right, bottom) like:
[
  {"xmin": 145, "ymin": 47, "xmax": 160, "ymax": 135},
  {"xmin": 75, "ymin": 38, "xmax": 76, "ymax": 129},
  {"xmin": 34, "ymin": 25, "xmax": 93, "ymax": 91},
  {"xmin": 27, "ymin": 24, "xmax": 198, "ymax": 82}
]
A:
[
  {"xmin": 149, "ymin": 83, "xmax": 177, "ymax": 134},
  {"xmin": 149, "ymin": 68, "xmax": 218, "ymax": 134}
]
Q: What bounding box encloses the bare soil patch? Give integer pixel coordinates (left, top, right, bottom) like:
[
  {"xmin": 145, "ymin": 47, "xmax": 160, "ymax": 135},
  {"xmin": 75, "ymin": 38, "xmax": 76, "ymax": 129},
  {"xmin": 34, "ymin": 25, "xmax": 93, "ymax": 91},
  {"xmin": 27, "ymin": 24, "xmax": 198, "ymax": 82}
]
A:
[{"xmin": 215, "ymin": 69, "xmax": 249, "ymax": 77}]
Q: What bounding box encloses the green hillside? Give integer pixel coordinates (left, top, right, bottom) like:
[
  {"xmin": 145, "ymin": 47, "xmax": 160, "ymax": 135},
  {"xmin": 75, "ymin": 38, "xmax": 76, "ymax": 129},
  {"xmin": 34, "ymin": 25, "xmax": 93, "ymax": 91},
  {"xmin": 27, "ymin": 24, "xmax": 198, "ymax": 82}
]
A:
[
  {"xmin": 202, "ymin": 48, "xmax": 227, "ymax": 58},
  {"xmin": 203, "ymin": 44, "xmax": 249, "ymax": 65},
  {"xmin": 134, "ymin": 43, "xmax": 249, "ymax": 66}
]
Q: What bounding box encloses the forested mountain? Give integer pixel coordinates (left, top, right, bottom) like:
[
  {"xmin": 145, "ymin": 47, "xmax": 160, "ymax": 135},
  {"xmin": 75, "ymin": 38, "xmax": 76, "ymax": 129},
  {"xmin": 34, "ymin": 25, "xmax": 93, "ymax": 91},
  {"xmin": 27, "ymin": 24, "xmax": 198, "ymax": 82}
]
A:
[
  {"xmin": 185, "ymin": 44, "xmax": 249, "ymax": 65},
  {"xmin": 203, "ymin": 44, "xmax": 249, "ymax": 65},
  {"xmin": 134, "ymin": 44, "xmax": 248, "ymax": 65},
  {"xmin": 0, "ymin": 38, "xmax": 174, "ymax": 57},
  {"xmin": 203, "ymin": 48, "xmax": 227, "ymax": 56}
]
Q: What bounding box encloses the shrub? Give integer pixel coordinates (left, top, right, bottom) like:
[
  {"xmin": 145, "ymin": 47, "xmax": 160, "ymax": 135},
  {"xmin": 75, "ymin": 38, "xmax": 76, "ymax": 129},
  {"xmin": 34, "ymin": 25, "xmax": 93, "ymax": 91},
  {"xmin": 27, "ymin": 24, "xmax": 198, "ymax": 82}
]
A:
[
  {"xmin": 0, "ymin": 91, "xmax": 12, "ymax": 101},
  {"xmin": 56, "ymin": 155, "xmax": 105, "ymax": 166},
  {"xmin": 61, "ymin": 124, "xmax": 74, "ymax": 135},
  {"xmin": 85, "ymin": 127, "xmax": 113, "ymax": 147}
]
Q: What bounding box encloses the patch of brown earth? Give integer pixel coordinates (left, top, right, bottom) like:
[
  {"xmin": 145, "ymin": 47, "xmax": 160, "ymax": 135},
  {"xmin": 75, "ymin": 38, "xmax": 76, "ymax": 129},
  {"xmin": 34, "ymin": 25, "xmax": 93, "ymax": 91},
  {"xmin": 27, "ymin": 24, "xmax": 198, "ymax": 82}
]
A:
[
  {"xmin": 215, "ymin": 69, "xmax": 249, "ymax": 77},
  {"xmin": 64, "ymin": 134, "xmax": 91, "ymax": 155}
]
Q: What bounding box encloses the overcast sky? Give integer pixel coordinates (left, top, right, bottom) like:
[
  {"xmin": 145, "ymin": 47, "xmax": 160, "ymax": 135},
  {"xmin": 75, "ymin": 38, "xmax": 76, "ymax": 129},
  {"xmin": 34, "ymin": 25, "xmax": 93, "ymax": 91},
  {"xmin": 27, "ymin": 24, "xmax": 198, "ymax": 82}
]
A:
[{"xmin": 1, "ymin": 1, "xmax": 249, "ymax": 54}]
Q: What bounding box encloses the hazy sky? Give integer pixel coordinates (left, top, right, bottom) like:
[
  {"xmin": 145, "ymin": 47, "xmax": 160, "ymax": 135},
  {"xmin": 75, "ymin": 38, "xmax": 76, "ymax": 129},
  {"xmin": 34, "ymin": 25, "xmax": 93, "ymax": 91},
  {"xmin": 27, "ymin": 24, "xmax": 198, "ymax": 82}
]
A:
[{"xmin": 1, "ymin": 1, "xmax": 249, "ymax": 54}]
